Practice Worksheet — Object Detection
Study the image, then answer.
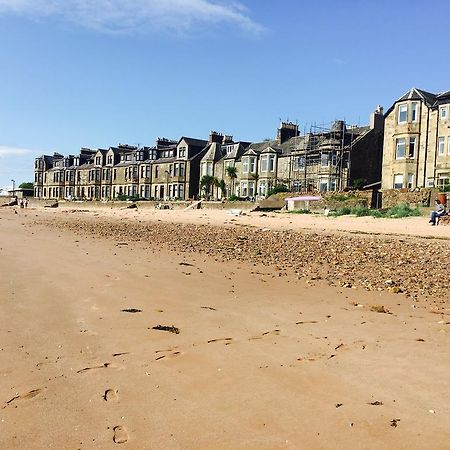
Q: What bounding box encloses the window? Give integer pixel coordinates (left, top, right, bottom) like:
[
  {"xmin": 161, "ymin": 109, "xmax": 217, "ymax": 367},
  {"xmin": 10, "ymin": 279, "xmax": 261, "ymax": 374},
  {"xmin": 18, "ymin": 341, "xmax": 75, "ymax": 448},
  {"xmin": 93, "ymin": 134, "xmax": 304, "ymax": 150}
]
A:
[
  {"xmin": 407, "ymin": 174, "xmax": 414, "ymax": 189},
  {"xmin": 268, "ymin": 155, "xmax": 275, "ymax": 172},
  {"xmin": 259, "ymin": 180, "xmax": 266, "ymax": 196},
  {"xmin": 411, "ymin": 102, "xmax": 418, "ymax": 122},
  {"xmin": 329, "ymin": 177, "xmax": 336, "ymax": 191},
  {"xmin": 207, "ymin": 162, "xmax": 213, "ymax": 176},
  {"xmin": 437, "ymin": 174, "xmax": 450, "ymax": 188},
  {"xmin": 261, "ymin": 156, "xmax": 267, "ymax": 172},
  {"xmin": 393, "ymin": 174, "xmax": 404, "ymax": 189},
  {"xmin": 408, "ymin": 137, "xmax": 416, "ymax": 158},
  {"xmin": 249, "ymin": 157, "xmax": 256, "ymax": 173},
  {"xmin": 395, "ymin": 138, "xmax": 406, "ymax": 159},
  {"xmin": 241, "ymin": 181, "xmax": 248, "ymax": 197},
  {"xmin": 242, "ymin": 158, "xmax": 249, "ymax": 173},
  {"xmin": 155, "ymin": 166, "xmax": 159, "ymax": 179},
  {"xmin": 178, "ymin": 146, "xmax": 186, "ymax": 158},
  {"xmin": 440, "ymin": 106, "xmax": 448, "ymax": 120},
  {"xmin": 248, "ymin": 181, "xmax": 255, "ymax": 197},
  {"xmin": 398, "ymin": 104, "xmax": 407, "ymax": 123},
  {"xmin": 96, "ymin": 156, "xmax": 101, "ymax": 165},
  {"xmin": 179, "ymin": 163, "xmax": 185, "ymax": 177},
  {"xmin": 320, "ymin": 153, "xmax": 329, "ymax": 167},
  {"xmin": 319, "ymin": 178, "xmax": 328, "ymax": 192},
  {"xmin": 438, "ymin": 137, "xmax": 445, "ymax": 155}
]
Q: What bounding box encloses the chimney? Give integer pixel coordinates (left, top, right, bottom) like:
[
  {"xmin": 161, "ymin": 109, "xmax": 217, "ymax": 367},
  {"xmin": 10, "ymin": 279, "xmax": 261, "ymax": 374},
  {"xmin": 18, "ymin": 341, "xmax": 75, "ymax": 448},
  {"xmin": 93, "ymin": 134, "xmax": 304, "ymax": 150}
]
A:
[
  {"xmin": 370, "ymin": 105, "xmax": 384, "ymax": 130},
  {"xmin": 277, "ymin": 121, "xmax": 299, "ymax": 144},
  {"xmin": 209, "ymin": 131, "xmax": 224, "ymax": 144}
]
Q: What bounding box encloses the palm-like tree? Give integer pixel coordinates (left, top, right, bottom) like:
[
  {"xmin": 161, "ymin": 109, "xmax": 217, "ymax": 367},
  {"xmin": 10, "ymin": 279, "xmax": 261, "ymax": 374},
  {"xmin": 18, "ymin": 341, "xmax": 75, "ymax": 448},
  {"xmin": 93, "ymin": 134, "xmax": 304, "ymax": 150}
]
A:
[
  {"xmin": 200, "ymin": 174, "xmax": 217, "ymax": 200},
  {"xmin": 225, "ymin": 165, "xmax": 237, "ymax": 197}
]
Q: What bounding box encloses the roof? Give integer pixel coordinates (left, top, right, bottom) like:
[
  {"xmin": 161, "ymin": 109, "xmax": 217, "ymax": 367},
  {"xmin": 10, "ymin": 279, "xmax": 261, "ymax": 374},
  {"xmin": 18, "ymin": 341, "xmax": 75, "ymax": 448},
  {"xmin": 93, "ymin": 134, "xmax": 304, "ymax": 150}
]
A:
[
  {"xmin": 396, "ymin": 88, "xmax": 437, "ymax": 106},
  {"xmin": 178, "ymin": 137, "xmax": 208, "ymax": 148},
  {"xmin": 385, "ymin": 87, "xmax": 447, "ymax": 115},
  {"xmin": 201, "ymin": 142, "xmax": 224, "ymax": 162}
]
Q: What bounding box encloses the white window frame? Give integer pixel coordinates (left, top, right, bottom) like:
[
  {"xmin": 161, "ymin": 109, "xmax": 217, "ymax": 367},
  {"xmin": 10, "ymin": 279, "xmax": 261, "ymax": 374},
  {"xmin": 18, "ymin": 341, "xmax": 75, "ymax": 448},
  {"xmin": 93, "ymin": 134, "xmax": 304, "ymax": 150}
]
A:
[
  {"xmin": 438, "ymin": 137, "xmax": 445, "ymax": 156},
  {"xmin": 242, "ymin": 157, "xmax": 249, "ymax": 174},
  {"xmin": 248, "ymin": 181, "xmax": 255, "ymax": 197},
  {"xmin": 395, "ymin": 138, "xmax": 406, "ymax": 159},
  {"xmin": 261, "ymin": 156, "xmax": 268, "ymax": 172},
  {"xmin": 393, "ymin": 174, "xmax": 404, "ymax": 189},
  {"xmin": 411, "ymin": 102, "xmax": 419, "ymax": 122},
  {"xmin": 241, "ymin": 181, "xmax": 248, "ymax": 197},
  {"xmin": 440, "ymin": 106, "xmax": 448, "ymax": 121},
  {"xmin": 408, "ymin": 137, "xmax": 416, "ymax": 158},
  {"xmin": 398, "ymin": 104, "xmax": 408, "ymax": 124},
  {"xmin": 249, "ymin": 157, "xmax": 256, "ymax": 173},
  {"xmin": 407, "ymin": 173, "xmax": 414, "ymax": 189},
  {"xmin": 268, "ymin": 155, "xmax": 275, "ymax": 172},
  {"xmin": 258, "ymin": 180, "xmax": 266, "ymax": 196}
]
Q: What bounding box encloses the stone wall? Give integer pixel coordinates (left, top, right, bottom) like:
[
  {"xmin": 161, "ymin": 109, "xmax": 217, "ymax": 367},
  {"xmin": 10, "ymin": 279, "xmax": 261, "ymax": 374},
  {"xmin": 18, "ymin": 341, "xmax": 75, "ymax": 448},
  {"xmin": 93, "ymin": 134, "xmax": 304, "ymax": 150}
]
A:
[{"xmin": 380, "ymin": 188, "xmax": 433, "ymax": 208}]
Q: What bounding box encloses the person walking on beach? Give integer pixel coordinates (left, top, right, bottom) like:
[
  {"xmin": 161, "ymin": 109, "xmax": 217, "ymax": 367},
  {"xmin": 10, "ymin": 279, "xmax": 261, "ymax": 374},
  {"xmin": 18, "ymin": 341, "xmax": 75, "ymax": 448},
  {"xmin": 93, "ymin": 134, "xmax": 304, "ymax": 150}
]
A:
[{"xmin": 429, "ymin": 199, "xmax": 445, "ymax": 225}]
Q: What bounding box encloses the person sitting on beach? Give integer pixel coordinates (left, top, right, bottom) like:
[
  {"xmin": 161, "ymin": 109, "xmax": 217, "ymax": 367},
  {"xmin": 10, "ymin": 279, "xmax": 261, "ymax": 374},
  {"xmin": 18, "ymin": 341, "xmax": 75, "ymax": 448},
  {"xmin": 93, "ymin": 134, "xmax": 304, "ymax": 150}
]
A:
[{"xmin": 429, "ymin": 199, "xmax": 446, "ymax": 225}]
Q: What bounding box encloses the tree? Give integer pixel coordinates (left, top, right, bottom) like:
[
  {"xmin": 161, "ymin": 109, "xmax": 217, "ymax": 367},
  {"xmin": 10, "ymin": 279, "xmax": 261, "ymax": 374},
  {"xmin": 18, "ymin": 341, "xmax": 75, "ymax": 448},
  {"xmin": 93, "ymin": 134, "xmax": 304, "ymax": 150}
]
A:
[
  {"xmin": 19, "ymin": 182, "xmax": 33, "ymax": 189},
  {"xmin": 225, "ymin": 165, "xmax": 237, "ymax": 197},
  {"xmin": 217, "ymin": 179, "xmax": 227, "ymax": 198},
  {"xmin": 200, "ymin": 175, "xmax": 217, "ymax": 199}
]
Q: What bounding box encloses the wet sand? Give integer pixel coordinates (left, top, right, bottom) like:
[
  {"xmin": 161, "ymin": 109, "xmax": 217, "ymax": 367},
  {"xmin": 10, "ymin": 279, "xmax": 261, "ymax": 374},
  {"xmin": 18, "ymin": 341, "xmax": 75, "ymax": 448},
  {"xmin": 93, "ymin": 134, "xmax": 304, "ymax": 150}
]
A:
[{"xmin": 1, "ymin": 205, "xmax": 450, "ymax": 449}]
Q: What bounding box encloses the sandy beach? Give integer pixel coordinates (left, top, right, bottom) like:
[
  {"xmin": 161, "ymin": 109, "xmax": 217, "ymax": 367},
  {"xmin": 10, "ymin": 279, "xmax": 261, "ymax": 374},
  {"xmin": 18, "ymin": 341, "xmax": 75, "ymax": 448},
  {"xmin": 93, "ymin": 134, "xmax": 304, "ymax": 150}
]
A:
[{"xmin": 1, "ymin": 203, "xmax": 450, "ymax": 449}]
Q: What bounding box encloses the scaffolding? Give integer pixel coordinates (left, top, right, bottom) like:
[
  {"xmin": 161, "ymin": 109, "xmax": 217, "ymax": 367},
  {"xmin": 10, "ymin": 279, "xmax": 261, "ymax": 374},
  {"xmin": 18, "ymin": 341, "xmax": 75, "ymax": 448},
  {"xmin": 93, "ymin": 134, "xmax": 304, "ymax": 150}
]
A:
[{"xmin": 289, "ymin": 120, "xmax": 354, "ymax": 194}]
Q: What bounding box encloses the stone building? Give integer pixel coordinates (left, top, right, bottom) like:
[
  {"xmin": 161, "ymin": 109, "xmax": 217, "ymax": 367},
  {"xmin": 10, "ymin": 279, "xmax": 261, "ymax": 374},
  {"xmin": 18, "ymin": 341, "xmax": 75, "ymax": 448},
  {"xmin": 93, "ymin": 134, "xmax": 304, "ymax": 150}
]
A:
[
  {"xmin": 34, "ymin": 137, "xmax": 208, "ymax": 201},
  {"xmin": 382, "ymin": 88, "xmax": 450, "ymax": 190},
  {"xmin": 202, "ymin": 110, "xmax": 384, "ymax": 200},
  {"xmin": 34, "ymin": 109, "xmax": 384, "ymax": 202}
]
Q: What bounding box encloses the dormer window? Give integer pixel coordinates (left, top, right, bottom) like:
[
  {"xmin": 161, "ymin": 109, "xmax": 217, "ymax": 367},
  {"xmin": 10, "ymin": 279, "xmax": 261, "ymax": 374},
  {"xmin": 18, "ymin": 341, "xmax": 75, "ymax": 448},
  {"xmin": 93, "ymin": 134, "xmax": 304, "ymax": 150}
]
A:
[{"xmin": 440, "ymin": 106, "xmax": 448, "ymax": 121}]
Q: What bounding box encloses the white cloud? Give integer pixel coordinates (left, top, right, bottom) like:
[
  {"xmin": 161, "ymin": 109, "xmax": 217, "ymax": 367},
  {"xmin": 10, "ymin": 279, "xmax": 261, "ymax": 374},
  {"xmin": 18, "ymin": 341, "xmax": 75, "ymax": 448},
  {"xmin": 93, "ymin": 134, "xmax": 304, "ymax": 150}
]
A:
[
  {"xmin": 0, "ymin": 146, "xmax": 34, "ymax": 157},
  {"xmin": 0, "ymin": 0, "xmax": 264, "ymax": 35}
]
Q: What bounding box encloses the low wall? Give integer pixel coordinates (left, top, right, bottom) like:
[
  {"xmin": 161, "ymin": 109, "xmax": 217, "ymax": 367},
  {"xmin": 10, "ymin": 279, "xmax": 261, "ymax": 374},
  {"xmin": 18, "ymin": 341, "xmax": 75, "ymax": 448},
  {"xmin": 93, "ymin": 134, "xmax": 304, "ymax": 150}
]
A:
[
  {"xmin": 380, "ymin": 189, "xmax": 434, "ymax": 209},
  {"xmin": 29, "ymin": 198, "xmax": 256, "ymax": 211}
]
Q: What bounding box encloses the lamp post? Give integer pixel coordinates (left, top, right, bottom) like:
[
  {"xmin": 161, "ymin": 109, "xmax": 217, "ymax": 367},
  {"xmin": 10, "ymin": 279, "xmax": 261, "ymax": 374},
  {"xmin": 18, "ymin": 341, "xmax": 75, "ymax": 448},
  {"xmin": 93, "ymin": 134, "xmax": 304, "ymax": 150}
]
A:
[{"xmin": 11, "ymin": 179, "xmax": 15, "ymax": 198}]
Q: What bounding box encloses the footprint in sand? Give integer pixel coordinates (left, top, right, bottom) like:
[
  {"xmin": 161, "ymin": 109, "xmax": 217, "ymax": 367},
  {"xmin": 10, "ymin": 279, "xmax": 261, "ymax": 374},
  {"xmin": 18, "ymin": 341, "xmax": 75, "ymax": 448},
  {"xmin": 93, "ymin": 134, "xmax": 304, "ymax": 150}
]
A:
[
  {"xmin": 4, "ymin": 388, "xmax": 43, "ymax": 408},
  {"xmin": 103, "ymin": 389, "xmax": 119, "ymax": 402},
  {"xmin": 113, "ymin": 425, "xmax": 128, "ymax": 444}
]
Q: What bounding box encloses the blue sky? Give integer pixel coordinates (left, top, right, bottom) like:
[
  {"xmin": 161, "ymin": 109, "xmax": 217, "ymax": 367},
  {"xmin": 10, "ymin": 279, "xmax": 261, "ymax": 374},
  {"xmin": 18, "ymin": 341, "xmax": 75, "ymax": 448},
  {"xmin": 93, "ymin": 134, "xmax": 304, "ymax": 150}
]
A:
[{"xmin": 1, "ymin": 0, "xmax": 450, "ymax": 190}]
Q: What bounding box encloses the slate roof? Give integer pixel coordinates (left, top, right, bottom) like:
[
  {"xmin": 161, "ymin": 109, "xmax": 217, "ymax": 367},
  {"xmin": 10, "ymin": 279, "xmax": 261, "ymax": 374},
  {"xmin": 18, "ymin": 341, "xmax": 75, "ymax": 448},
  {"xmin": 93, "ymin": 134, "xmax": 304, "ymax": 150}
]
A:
[
  {"xmin": 179, "ymin": 137, "xmax": 208, "ymax": 148},
  {"xmin": 202, "ymin": 142, "xmax": 224, "ymax": 162}
]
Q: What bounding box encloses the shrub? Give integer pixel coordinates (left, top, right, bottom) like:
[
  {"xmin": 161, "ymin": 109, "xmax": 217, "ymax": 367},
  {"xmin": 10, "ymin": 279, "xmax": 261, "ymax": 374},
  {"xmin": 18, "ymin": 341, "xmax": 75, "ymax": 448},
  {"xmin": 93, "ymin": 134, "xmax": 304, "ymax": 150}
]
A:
[
  {"xmin": 228, "ymin": 194, "xmax": 239, "ymax": 201},
  {"xmin": 267, "ymin": 185, "xmax": 289, "ymax": 197},
  {"xmin": 385, "ymin": 204, "xmax": 421, "ymax": 218},
  {"xmin": 352, "ymin": 205, "xmax": 371, "ymax": 217}
]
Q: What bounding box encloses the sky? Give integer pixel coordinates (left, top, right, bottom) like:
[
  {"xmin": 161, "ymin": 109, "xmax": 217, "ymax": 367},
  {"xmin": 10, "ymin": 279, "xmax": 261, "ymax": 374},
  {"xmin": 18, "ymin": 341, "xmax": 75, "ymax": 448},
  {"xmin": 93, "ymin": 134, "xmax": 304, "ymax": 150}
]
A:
[{"xmin": 1, "ymin": 0, "xmax": 450, "ymax": 190}]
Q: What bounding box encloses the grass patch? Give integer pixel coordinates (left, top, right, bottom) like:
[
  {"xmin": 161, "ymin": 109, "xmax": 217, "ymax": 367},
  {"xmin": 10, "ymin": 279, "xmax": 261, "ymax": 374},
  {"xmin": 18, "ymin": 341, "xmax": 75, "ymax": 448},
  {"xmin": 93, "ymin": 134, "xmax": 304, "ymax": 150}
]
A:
[
  {"xmin": 289, "ymin": 209, "xmax": 311, "ymax": 214},
  {"xmin": 330, "ymin": 203, "xmax": 421, "ymax": 219}
]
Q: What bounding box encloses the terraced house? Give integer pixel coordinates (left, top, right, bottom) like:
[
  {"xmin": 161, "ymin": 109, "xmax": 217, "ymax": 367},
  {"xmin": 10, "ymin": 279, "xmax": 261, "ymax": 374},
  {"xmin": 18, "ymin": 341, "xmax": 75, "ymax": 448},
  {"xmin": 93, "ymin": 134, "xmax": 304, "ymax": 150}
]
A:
[
  {"xmin": 34, "ymin": 108, "xmax": 385, "ymax": 202},
  {"xmin": 382, "ymin": 88, "xmax": 450, "ymax": 190},
  {"xmin": 34, "ymin": 137, "xmax": 208, "ymax": 201},
  {"xmin": 202, "ymin": 109, "xmax": 384, "ymax": 200}
]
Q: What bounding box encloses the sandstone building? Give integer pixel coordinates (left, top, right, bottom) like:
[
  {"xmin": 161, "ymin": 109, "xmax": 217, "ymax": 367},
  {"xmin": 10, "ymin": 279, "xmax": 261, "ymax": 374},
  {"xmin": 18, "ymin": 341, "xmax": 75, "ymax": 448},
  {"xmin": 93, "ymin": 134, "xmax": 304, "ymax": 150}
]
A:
[
  {"xmin": 382, "ymin": 88, "xmax": 450, "ymax": 190},
  {"xmin": 34, "ymin": 110, "xmax": 384, "ymax": 201}
]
